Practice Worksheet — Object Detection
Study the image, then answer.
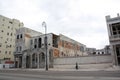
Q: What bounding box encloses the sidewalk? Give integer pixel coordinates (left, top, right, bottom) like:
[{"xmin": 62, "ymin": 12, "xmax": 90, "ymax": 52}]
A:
[{"xmin": 1, "ymin": 66, "xmax": 120, "ymax": 72}]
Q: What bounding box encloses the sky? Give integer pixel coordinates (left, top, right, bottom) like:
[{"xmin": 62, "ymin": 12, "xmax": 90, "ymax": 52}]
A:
[{"xmin": 0, "ymin": 0, "xmax": 120, "ymax": 49}]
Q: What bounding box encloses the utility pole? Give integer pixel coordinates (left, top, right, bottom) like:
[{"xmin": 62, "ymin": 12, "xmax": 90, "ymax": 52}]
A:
[{"xmin": 42, "ymin": 21, "xmax": 48, "ymax": 71}]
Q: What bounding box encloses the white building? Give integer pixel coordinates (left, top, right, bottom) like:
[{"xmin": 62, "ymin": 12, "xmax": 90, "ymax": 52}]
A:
[
  {"xmin": 106, "ymin": 13, "xmax": 120, "ymax": 66},
  {"xmin": 0, "ymin": 15, "xmax": 23, "ymax": 64}
]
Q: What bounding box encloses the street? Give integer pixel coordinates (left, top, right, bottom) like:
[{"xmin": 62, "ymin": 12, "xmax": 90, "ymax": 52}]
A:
[{"xmin": 0, "ymin": 69, "xmax": 120, "ymax": 80}]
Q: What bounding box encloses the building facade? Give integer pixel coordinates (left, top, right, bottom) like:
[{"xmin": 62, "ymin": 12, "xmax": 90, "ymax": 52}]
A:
[
  {"xmin": 58, "ymin": 34, "xmax": 87, "ymax": 57},
  {"xmin": 14, "ymin": 28, "xmax": 87, "ymax": 68},
  {"xmin": 0, "ymin": 15, "xmax": 23, "ymax": 64},
  {"xmin": 86, "ymin": 48, "xmax": 96, "ymax": 55},
  {"xmin": 106, "ymin": 14, "xmax": 120, "ymax": 65},
  {"xmin": 14, "ymin": 27, "xmax": 42, "ymax": 68}
]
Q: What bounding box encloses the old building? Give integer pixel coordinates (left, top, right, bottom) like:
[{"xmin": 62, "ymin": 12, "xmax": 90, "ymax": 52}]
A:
[
  {"xmin": 22, "ymin": 33, "xmax": 59, "ymax": 68},
  {"xmin": 14, "ymin": 27, "xmax": 87, "ymax": 68},
  {"xmin": 106, "ymin": 14, "xmax": 120, "ymax": 66},
  {"xmin": 58, "ymin": 34, "xmax": 87, "ymax": 57},
  {"xmin": 0, "ymin": 15, "xmax": 23, "ymax": 64},
  {"xmin": 14, "ymin": 27, "xmax": 42, "ymax": 68}
]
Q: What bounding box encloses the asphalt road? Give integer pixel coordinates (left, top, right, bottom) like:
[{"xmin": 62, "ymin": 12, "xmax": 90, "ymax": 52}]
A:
[{"xmin": 0, "ymin": 70, "xmax": 120, "ymax": 80}]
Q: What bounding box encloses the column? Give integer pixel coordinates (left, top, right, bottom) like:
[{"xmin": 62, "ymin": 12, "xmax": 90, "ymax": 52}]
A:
[
  {"xmin": 30, "ymin": 54, "xmax": 33, "ymax": 68},
  {"xmin": 22, "ymin": 55, "xmax": 24, "ymax": 68},
  {"xmin": 22, "ymin": 54, "xmax": 26, "ymax": 68},
  {"xmin": 17, "ymin": 56, "xmax": 19, "ymax": 68},
  {"xmin": 35, "ymin": 54, "xmax": 37, "ymax": 68},
  {"xmin": 37, "ymin": 53, "xmax": 40, "ymax": 68},
  {"xmin": 14, "ymin": 55, "xmax": 16, "ymax": 68},
  {"xmin": 113, "ymin": 45, "xmax": 118, "ymax": 65}
]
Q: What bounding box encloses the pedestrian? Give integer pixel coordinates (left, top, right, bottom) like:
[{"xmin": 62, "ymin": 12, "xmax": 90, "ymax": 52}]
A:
[{"xmin": 75, "ymin": 62, "xmax": 78, "ymax": 70}]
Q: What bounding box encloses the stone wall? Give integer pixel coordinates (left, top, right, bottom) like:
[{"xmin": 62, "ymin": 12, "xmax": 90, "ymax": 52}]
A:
[{"xmin": 53, "ymin": 55, "xmax": 113, "ymax": 69}]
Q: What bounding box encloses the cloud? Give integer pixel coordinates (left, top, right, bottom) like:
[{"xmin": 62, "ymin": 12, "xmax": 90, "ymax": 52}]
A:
[{"xmin": 0, "ymin": 0, "xmax": 119, "ymax": 49}]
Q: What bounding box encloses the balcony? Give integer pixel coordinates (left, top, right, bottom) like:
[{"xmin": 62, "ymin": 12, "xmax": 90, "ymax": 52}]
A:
[
  {"xmin": 14, "ymin": 51, "xmax": 22, "ymax": 55},
  {"xmin": 110, "ymin": 35, "xmax": 120, "ymax": 40}
]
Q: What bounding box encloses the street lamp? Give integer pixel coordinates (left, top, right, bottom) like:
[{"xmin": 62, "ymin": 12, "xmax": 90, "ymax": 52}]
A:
[{"xmin": 42, "ymin": 21, "xmax": 48, "ymax": 71}]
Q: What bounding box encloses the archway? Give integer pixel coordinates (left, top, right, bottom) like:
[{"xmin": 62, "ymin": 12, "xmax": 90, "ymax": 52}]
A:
[
  {"xmin": 26, "ymin": 55, "xmax": 30, "ymax": 68},
  {"xmin": 32, "ymin": 53, "xmax": 37, "ymax": 68},
  {"xmin": 39, "ymin": 52, "xmax": 45, "ymax": 68}
]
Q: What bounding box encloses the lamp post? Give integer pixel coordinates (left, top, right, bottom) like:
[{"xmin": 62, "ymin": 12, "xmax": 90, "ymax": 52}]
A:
[{"xmin": 42, "ymin": 21, "xmax": 48, "ymax": 71}]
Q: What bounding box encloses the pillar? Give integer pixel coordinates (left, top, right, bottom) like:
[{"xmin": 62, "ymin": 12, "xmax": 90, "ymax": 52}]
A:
[
  {"xmin": 14, "ymin": 55, "xmax": 16, "ymax": 68},
  {"xmin": 37, "ymin": 53, "xmax": 40, "ymax": 68},
  {"xmin": 113, "ymin": 45, "xmax": 118, "ymax": 65},
  {"xmin": 30, "ymin": 54, "xmax": 33, "ymax": 68},
  {"xmin": 22, "ymin": 54, "xmax": 26, "ymax": 68},
  {"xmin": 17, "ymin": 56, "xmax": 19, "ymax": 68}
]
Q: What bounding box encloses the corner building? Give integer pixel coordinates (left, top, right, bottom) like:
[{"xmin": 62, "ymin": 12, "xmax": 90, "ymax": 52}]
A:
[{"xmin": 106, "ymin": 14, "xmax": 120, "ymax": 66}]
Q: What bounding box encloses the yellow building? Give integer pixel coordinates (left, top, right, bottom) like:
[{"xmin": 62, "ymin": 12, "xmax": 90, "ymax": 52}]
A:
[{"xmin": 0, "ymin": 15, "xmax": 23, "ymax": 63}]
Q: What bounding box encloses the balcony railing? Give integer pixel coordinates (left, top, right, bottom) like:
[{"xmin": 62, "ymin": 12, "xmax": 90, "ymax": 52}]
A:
[
  {"xmin": 109, "ymin": 35, "xmax": 120, "ymax": 40},
  {"xmin": 14, "ymin": 52, "xmax": 22, "ymax": 55}
]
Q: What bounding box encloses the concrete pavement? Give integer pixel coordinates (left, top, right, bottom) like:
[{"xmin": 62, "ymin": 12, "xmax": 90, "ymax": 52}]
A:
[{"xmin": 0, "ymin": 66, "xmax": 120, "ymax": 72}]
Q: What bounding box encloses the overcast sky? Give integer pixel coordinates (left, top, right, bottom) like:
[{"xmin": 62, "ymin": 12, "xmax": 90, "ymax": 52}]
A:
[{"xmin": 0, "ymin": 0, "xmax": 120, "ymax": 49}]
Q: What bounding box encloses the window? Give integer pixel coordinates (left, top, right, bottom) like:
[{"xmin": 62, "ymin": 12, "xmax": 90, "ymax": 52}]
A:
[
  {"xmin": 7, "ymin": 33, "xmax": 9, "ymax": 35},
  {"xmin": 11, "ymin": 33, "xmax": 12, "ymax": 36},
  {"xmin": 1, "ymin": 30, "xmax": 3, "ymax": 32},
  {"xmin": 8, "ymin": 26, "xmax": 10, "ymax": 29},
  {"xmin": 0, "ymin": 51, "xmax": 1, "ymax": 53},
  {"xmin": 34, "ymin": 45, "xmax": 37, "ymax": 48},
  {"xmin": 17, "ymin": 35, "xmax": 19, "ymax": 39},
  {"xmin": 10, "ymin": 45, "xmax": 12, "ymax": 48},
  {"xmin": 20, "ymin": 34, "xmax": 22, "ymax": 38},
  {"xmin": 38, "ymin": 38, "xmax": 42, "ymax": 48},
  {"xmin": 62, "ymin": 40, "xmax": 64, "ymax": 47},
  {"xmin": 102, "ymin": 52, "xmax": 104, "ymax": 54},
  {"xmin": 5, "ymin": 51, "xmax": 7, "ymax": 54},
  {"xmin": 9, "ymin": 21, "xmax": 13, "ymax": 24},
  {"xmin": 34, "ymin": 39, "xmax": 37, "ymax": 43},
  {"xmin": 0, "ymin": 45, "xmax": 1, "ymax": 47}
]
